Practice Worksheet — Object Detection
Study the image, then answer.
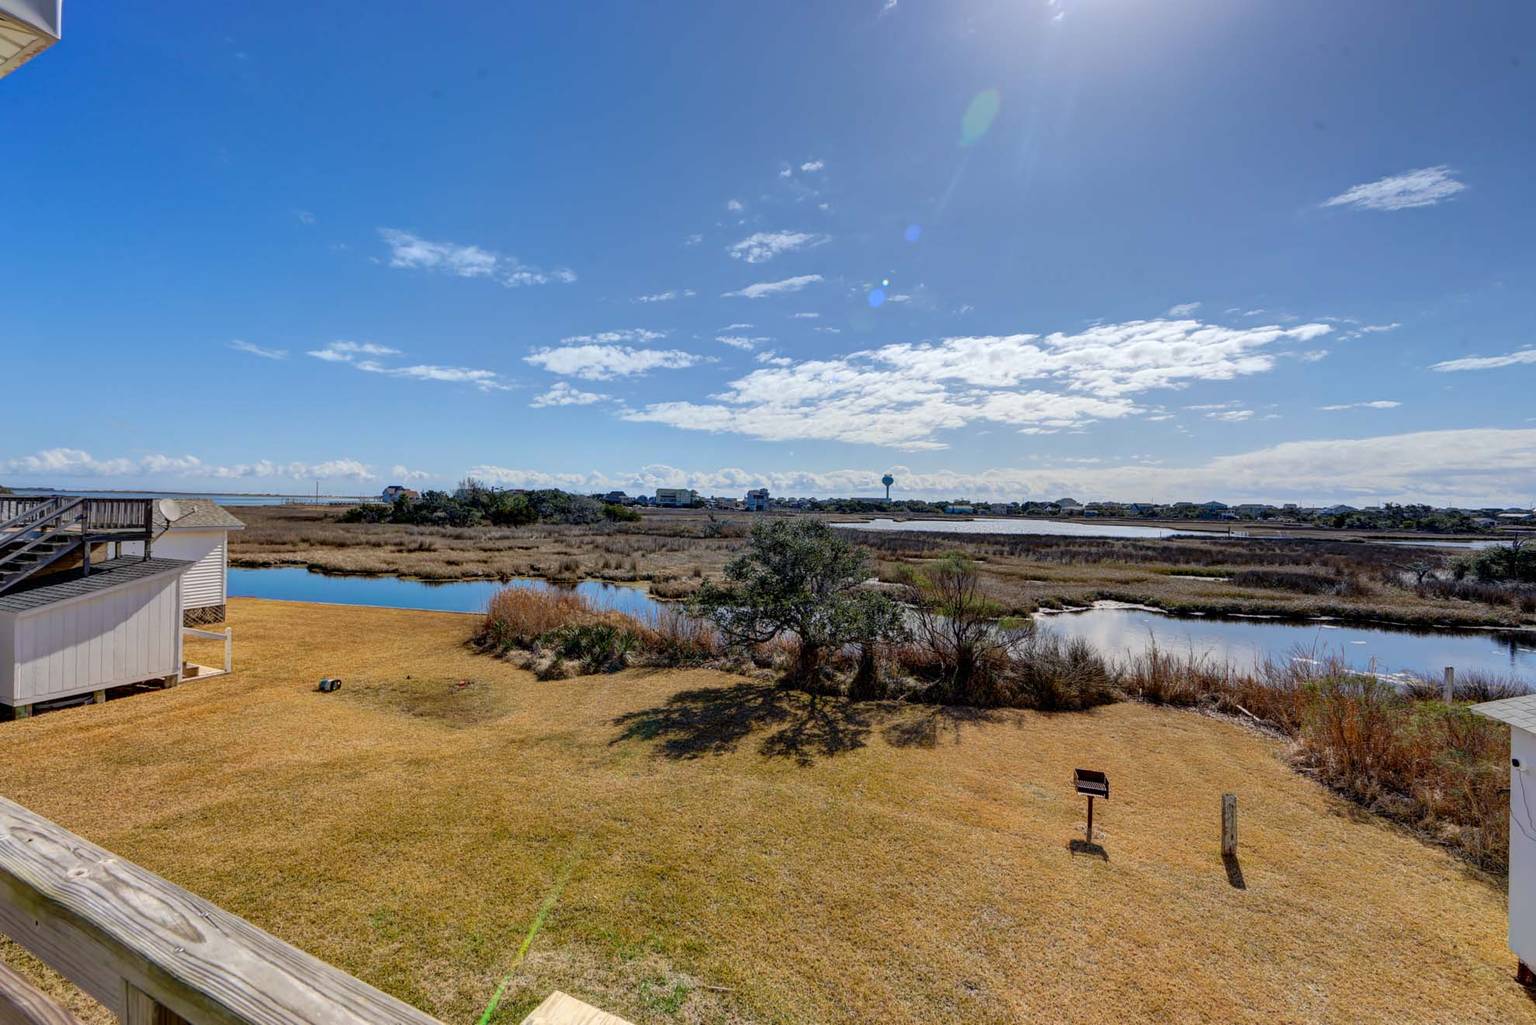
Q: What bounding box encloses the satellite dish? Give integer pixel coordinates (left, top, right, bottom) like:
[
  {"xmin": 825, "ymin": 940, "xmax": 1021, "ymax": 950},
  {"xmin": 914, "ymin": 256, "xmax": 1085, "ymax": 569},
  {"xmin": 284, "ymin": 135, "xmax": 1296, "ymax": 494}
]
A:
[{"xmin": 158, "ymin": 499, "xmax": 186, "ymax": 524}]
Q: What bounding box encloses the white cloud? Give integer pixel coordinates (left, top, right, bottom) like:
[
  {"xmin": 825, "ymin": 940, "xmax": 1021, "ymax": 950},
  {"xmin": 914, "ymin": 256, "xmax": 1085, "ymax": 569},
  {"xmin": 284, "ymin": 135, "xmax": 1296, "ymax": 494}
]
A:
[
  {"xmin": 307, "ymin": 341, "xmax": 510, "ymax": 391},
  {"xmin": 634, "ymin": 289, "xmax": 696, "ymax": 303},
  {"xmin": 1204, "ymin": 409, "xmax": 1253, "ymax": 422},
  {"xmin": 1166, "ymin": 302, "xmax": 1201, "ymax": 317},
  {"xmin": 791, "ymin": 312, "xmax": 820, "ymax": 319},
  {"xmin": 622, "ymin": 317, "xmax": 1331, "ymax": 449},
  {"xmin": 799, "ymin": 160, "xmax": 825, "ymax": 173},
  {"xmin": 1322, "ymin": 166, "xmax": 1466, "ymax": 212},
  {"xmin": 559, "ymin": 328, "xmax": 668, "ymax": 345},
  {"xmin": 389, "ymin": 465, "xmax": 433, "ymax": 482},
  {"xmin": 229, "ymin": 340, "xmax": 287, "ymax": 360},
  {"xmin": 756, "ymin": 351, "xmax": 794, "ymax": 367},
  {"xmin": 726, "ymin": 199, "xmax": 744, "ymax": 212},
  {"xmin": 685, "ymin": 233, "xmax": 704, "ymax": 247},
  {"xmin": 1, "ymin": 449, "xmax": 376, "ymax": 483},
  {"xmin": 378, "ymin": 228, "xmax": 576, "ymax": 288},
  {"xmin": 524, "ymin": 344, "xmax": 709, "ymax": 381},
  {"xmin": 296, "ymin": 210, "xmax": 315, "ymax": 225},
  {"xmin": 728, "ymin": 231, "xmax": 830, "ymax": 264},
  {"xmin": 531, "ymin": 382, "xmax": 608, "ymax": 407},
  {"xmin": 778, "ymin": 166, "xmax": 793, "ymax": 178},
  {"xmin": 462, "ymin": 427, "xmax": 1536, "ymax": 506},
  {"xmin": 721, "ymin": 323, "xmax": 754, "ymax": 331},
  {"xmin": 716, "ymin": 335, "xmax": 768, "ymax": 350},
  {"xmin": 724, "ymin": 274, "xmax": 825, "ymax": 299},
  {"xmin": 1430, "ymin": 348, "xmax": 1536, "ymax": 372},
  {"xmin": 1319, "ymin": 400, "xmax": 1401, "ymax": 411},
  {"xmin": 307, "ymin": 340, "xmax": 402, "ymax": 362}
]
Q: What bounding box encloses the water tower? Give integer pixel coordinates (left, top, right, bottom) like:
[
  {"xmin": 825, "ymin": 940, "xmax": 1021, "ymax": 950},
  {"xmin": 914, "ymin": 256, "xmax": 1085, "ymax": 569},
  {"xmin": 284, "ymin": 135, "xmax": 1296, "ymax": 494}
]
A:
[{"xmin": 881, "ymin": 474, "xmax": 894, "ymax": 501}]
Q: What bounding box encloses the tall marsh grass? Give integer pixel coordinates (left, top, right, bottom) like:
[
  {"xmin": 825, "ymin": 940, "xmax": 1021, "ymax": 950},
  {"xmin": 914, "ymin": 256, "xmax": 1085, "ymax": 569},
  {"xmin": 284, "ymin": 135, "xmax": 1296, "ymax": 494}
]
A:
[{"xmin": 1123, "ymin": 644, "xmax": 1521, "ymax": 871}]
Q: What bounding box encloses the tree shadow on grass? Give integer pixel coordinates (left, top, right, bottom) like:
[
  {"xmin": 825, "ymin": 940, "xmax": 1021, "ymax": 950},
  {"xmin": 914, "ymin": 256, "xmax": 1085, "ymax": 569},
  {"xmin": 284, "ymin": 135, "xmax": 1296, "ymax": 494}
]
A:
[
  {"xmin": 612, "ymin": 683, "xmax": 1016, "ymax": 766},
  {"xmin": 879, "ymin": 704, "xmax": 1004, "ymax": 749},
  {"xmin": 611, "ymin": 682, "xmax": 875, "ymax": 766}
]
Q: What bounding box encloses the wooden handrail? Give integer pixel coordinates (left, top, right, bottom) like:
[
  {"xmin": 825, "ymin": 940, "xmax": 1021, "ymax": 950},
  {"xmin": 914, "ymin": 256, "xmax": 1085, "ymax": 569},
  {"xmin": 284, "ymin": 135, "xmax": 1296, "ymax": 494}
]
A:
[
  {"xmin": 0, "ymin": 959, "xmax": 82, "ymax": 1025},
  {"xmin": 0, "ymin": 796, "xmax": 446, "ymax": 1025},
  {"xmin": 0, "ymin": 500, "xmax": 63, "ymax": 537}
]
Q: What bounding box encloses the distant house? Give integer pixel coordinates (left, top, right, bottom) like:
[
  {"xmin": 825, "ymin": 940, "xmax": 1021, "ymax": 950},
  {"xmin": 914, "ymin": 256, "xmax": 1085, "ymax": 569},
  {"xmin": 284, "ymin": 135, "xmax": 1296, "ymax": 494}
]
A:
[
  {"xmin": 381, "ymin": 485, "xmax": 420, "ymax": 501},
  {"xmin": 603, "ymin": 490, "xmax": 629, "ymax": 505},
  {"xmin": 119, "ymin": 502, "xmax": 245, "ymax": 625},
  {"xmin": 745, "ymin": 488, "xmax": 770, "ymax": 512},
  {"xmin": 944, "ymin": 505, "xmax": 974, "ymax": 515},
  {"xmin": 654, "ymin": 488, "xmax": 697, "ymax": 508},
  {"xmin": 1056, "ymin": 498, "xmax": 1083, "ymax": 515}
]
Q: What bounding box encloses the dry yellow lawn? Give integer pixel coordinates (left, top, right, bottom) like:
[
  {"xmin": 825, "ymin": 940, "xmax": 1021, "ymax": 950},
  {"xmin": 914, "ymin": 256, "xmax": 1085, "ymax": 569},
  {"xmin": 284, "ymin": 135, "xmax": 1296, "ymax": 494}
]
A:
[{"xmin": 1, "ymin": 599, "xmax": 1528, "ymax": 1025}]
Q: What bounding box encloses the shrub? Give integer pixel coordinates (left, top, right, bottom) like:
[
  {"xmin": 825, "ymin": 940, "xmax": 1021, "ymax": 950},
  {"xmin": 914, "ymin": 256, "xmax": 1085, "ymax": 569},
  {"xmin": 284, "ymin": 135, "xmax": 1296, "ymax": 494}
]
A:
[
  {"xmin": 690, "ymin": 519, "xmax": 902, "ymax": 691},
  {"xmin": 547, "ymin": 622, "xmax": 638, "ymax": 672},
  {"xmin": 1453, "ymin": 540, "xmax": 1536, "ymax": 584},
  {"xmin": 908, "ymin": 553, "xmax": 1014, "ymax": 705}
]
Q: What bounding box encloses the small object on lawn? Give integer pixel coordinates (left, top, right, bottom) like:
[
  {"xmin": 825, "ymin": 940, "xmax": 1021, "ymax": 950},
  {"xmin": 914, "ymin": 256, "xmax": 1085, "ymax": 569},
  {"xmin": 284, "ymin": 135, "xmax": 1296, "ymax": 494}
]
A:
[
  {"xmin": 1221, "ymin": 793, "xmax": 1238, "ymax": 857},
  {"xmin": 1073, "ymin": 768, "xmax": 1109, "ymax": 844},
  {"xmin": 317, "ymin": 678, "xmax": 342, "ymax": 693}
]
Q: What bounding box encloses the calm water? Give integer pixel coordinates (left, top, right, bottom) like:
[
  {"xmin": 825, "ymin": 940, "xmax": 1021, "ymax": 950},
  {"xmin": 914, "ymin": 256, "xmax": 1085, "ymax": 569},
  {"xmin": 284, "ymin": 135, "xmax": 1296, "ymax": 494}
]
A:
[
  {"xmin": 230, "ymin": 567, "xmax": 1534, "ymax": 683},
  {"xmin": 835, "ymin": 517, "xmax": 1200, "ymax": 539},
  {"xmin": 229, "ymin": 567, "xmax": 662, "ymax": 617},
  {"xmin": 1038, "ymin": 605, "xmax": 1536, "ymax": 683}
]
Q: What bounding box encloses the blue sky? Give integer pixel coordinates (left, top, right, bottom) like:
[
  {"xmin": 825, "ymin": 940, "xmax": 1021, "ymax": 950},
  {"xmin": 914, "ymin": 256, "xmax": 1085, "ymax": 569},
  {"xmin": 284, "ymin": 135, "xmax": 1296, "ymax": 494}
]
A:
[{"xmin": 4, "ymin": 1, "xmax": 1535, "ymax": 504}]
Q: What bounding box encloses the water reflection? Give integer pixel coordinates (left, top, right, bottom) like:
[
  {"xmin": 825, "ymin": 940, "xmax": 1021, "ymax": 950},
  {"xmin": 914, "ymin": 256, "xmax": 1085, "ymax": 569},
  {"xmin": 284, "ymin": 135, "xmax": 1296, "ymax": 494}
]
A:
[{"xmin": 1037, "ymin": 605, "xmax": 1535, "ymax": 683}]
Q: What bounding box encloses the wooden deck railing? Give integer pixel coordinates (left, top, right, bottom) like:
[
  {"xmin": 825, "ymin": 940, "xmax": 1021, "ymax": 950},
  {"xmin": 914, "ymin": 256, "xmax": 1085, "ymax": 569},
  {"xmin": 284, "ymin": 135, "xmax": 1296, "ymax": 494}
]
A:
[
  {"xmin": 0, "ymin": 795, "xmax": 443, "ymax": 1025},
  {"xmin": 0, "ymin": 797, "xmax": 630, "ymax": 1025}
]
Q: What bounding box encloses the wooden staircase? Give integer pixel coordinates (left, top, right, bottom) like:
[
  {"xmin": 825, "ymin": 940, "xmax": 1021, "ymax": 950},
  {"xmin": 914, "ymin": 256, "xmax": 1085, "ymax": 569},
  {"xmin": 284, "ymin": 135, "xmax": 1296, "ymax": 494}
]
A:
[{"xmin": 0, "ymin": 497, "xmax": 155, "ymax": 595}]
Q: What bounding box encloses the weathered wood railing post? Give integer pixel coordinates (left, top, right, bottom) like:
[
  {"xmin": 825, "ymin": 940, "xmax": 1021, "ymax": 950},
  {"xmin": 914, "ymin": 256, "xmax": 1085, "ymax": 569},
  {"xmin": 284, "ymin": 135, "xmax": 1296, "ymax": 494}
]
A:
[
  {"xmin": 1221, "ymin": 793, "xmax": 1238, "ymax": 858},
  {"xmin": 1443, "ymin": 666, "xmax": 1455, "ymax": 703}
]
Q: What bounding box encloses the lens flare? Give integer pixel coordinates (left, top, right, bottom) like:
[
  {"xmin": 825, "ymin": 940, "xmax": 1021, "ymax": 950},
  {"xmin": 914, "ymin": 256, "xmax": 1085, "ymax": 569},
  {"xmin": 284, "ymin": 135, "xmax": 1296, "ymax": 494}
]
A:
[
  {"xmin": 904, "ymin": 224, "xmax": 922, "ymax": 242},
  {"xmin": 961, "ymin": 89, "xmax": 1001, "ymax": 146},
  {"xmin": 868, "ymin": 288, "xmax": 886, "ymax": 308}
]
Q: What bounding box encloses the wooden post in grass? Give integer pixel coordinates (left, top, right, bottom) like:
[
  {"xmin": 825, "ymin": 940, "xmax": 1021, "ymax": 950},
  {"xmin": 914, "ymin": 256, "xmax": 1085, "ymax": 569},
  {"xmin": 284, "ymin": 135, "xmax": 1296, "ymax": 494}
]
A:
[
  {"xmin": 1443, "ymin": 666, "xmax": 1455, "ymax": 703},
  {"xmin": 1221, "ymin": 793, "xmax": 1238, "ymax": 858}
]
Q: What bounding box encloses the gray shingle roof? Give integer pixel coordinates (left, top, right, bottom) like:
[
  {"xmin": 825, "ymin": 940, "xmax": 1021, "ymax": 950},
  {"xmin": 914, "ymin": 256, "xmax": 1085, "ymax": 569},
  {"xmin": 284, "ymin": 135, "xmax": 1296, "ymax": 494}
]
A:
[
  {"xmin": 1471, "ymin": 694, "xmax": 1536, "ymax": 732},
  {"xmin": 0, "ymin": 558, "xmax": 192, "ymax": 613},
  {"xmin": 159, "ymin": 501, "xmax": 245, "ymax": 532}
]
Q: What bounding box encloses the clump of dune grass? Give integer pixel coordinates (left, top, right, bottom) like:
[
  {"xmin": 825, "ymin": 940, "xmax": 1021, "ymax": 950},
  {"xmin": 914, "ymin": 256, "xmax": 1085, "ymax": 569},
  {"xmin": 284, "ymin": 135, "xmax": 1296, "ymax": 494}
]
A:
[
  {"xmin": 636, "ymin": 606, "xmax": 723, "ymax": 666},
  {"xmin": 475, "ymin": 588, "xmax": 596, "ymax": 653}
]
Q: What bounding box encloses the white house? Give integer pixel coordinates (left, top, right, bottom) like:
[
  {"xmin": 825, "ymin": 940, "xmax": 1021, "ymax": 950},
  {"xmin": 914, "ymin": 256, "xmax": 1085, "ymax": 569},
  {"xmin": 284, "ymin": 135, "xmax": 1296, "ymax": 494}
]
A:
[
  {"xmin": 120, "ymin": 502, "xmax": 245, "ymax": 625},
  {"xmin": 1472, "ymin": 695, "xmax": 1536, "ymax": 986},
  {"xmin": 745, "ymin": 488, "xmax": 769, "ymax": 512},
  {"xmin": 655, "ymin": 488, "xmax": 697, "ymax": 508},
  {"xmin": 0, "ymin": 557, "xmax": 190, "ymax": 719}
]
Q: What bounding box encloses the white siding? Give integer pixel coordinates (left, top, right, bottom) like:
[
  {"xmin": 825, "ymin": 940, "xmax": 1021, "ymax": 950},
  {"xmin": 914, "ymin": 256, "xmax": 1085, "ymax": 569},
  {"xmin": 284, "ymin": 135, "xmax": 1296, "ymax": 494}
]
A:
[
  {"xmin": 1512, "ymin": 728, "xmax": 1536, "ymax": 967},
  {"xmin": 121, "ymin": 530, "xmax": 226, "ymax": 609},
  {"xmin": 0, "ymin": 574, "xmax": 183, "ymax": 705}
]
